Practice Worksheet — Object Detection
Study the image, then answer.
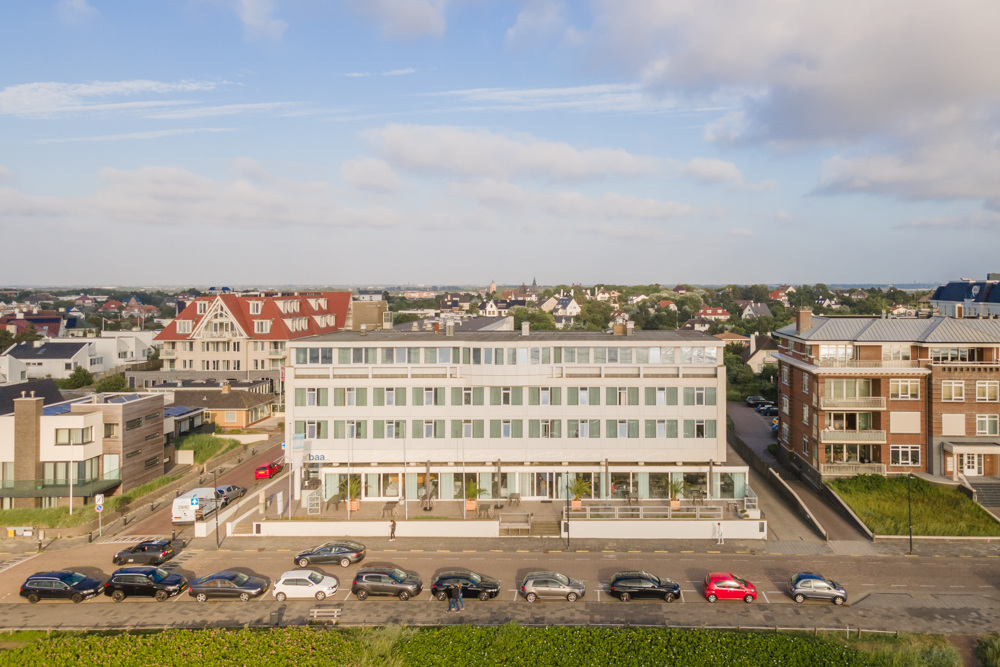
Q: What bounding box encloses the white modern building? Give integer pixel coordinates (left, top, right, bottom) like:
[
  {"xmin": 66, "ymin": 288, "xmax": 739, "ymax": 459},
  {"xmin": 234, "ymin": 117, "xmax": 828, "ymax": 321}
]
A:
[
  {"xmin": 283, "ymin": 323, "xmax": 747, "ymax": 511},
  {"xmin": 0, "ymin": 340, "xmax": 109, "ymax": 380}
]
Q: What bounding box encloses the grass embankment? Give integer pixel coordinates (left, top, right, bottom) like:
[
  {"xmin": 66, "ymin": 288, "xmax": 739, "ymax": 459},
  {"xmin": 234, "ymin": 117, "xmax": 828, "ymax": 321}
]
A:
[
  {"xmin": 0, "ymin": 626, "xmax": 961, "ymax": 667},
  {"xmin": 829, "ymin": 474, "xmax": 1000, "ymax": 536},
  {"xmin": 175, "ymin": 434, "xmax": 241, "ymax": 465},
  {"xmin": 0, "ymin": 474, "xmax": 182, "ymax": 528},
  {"xmin": 979, "ymin": 634, "xmax": 1000, "ymax": 667}
]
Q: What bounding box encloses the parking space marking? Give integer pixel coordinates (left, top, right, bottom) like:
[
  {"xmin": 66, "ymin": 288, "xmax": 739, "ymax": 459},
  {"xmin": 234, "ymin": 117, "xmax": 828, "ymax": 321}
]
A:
[{"xmin": 761, "ymin": 591, "xmax": 770, "ymax": 604}]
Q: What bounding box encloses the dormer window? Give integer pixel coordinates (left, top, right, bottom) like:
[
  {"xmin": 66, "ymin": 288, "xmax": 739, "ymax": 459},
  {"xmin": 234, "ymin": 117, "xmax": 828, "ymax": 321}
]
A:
[
  {"xmin": 254, "ymin": 320, "xmax": 271, "ymax": 334},
  {"xmin": 250, "ymin": 302, "xmax": 262, "ymax": 315},
  {"xmin": 197, "ymin": 302, "xmax": 207, "ymax": 315},
  {"xmin": 176, "ymin": 320, "xmax": 192, "ymax": 334}
]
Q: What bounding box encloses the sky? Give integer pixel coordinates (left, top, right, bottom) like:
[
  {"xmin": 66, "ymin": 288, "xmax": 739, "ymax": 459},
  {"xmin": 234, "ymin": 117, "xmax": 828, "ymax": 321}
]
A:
[{"xmin": 1, "ymin": 1, "xmax": 999, "ymax": 287}]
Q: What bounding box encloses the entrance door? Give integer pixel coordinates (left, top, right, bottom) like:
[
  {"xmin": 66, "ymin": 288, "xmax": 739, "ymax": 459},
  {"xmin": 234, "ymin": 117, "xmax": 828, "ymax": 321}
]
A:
[{"xmin": 962, "ymin": 454, "xmax": 982, "ymax": 476}]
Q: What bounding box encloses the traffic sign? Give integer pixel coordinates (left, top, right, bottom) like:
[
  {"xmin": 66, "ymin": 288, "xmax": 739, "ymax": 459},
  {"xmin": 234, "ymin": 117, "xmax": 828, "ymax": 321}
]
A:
[
  {"xmin": 94, "ymin": 494, "xmax": 104, "ymax": 505},
  {"xmin": 190, "ymin": 497, "xmax": 199, "ymax": 507},
  {"xmin": 95, "ymin": 504, "xmax": 103, "ymax": 513}
]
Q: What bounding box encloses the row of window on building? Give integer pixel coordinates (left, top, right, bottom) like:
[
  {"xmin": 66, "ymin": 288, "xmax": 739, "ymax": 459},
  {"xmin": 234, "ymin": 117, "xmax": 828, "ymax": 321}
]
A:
[{"xmin": 294, "ymin": 345, "xmax": 719, "ymax": 366}]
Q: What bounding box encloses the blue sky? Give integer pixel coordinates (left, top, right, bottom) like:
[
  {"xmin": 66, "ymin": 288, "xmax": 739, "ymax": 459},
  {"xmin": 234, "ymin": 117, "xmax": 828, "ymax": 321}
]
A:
[{"xmin": 1, "ymin": 1, "xmax": 999, "ymax": 287}]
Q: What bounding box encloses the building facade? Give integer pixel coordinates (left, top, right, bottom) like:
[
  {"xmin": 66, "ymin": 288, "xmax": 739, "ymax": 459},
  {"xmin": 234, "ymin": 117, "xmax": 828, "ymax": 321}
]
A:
[
  {"xmin": 283, "ymin": 325, "xmax": 744, "ymax": 508},
  {"xmin": 775, "ymin": 310, "xmax": 1000, "ymax": 484}
]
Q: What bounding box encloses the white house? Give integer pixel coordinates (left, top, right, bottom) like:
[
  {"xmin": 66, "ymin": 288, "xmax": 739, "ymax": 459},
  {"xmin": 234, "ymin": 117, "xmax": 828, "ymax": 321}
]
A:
[
  {"xmin": 553, "ymin": 297, "xmax": 581, "ymax": 318},
  {"xmin": 0, "ymin": 340, "xmax": 108, "ymax": 380}
]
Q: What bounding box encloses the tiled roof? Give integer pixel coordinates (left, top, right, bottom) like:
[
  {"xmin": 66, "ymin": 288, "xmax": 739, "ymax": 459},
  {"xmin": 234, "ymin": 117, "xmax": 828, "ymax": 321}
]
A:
[
  {"xmin": 4, "ymin": 341, "xmax": 87, "ymax": 360},
  {"xmin": 0, "ymin": 379, "xmax": 65, "ymax": 416},
  {"xmin": 777, "ymin": 315, "xmax": 1000, "ymax": 344},
  {"xmin": 168, "ymin": 390, "xmax": 275, "ymax": 410}
]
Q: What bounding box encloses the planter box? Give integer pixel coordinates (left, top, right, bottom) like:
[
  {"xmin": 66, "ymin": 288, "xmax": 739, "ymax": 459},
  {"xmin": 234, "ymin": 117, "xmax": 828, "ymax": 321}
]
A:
[
  {"xmin": 740, "ymin": 509, "xmax": 761, "ymax": 519},
  {"xmin": 571, "ymin": 499, "xmax": 583, "ymax": 509},
  {"xmin": 348, "ymin": 500, "xmax": 360, "ymax": 512},
  {"xmin": 465, "ymin": 500, "xmax": 477, "ymax": 511},
  {"xmin": 669, "ymin": 499, "xmax": 681, "ymax": 509}
]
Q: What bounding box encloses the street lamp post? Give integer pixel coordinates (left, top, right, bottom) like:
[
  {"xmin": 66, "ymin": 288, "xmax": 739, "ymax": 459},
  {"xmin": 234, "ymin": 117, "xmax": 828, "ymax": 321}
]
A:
[
  {"xmin": 212, "ymin": 469, "xmax": 220, "ymax": 548},
  {"xmin": 907, "ymin": 473, "xmax": 914, "ymax": 554},
  {"xmin": 68, "ymin": 435, "xmax": 74, "ymax": 516},
  {"xmin": 564, "ymin": 469, "xmax": 570, "ymax": 549}
]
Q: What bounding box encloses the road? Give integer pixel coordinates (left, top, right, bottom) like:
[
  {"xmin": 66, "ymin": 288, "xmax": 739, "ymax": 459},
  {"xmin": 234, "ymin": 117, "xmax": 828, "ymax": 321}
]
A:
[
  {"xmin": 1, "ymin": 537, "xmax": 999, "ymax": 634},
  {"xmin": 123, "ymin": 436, "xmax": 284, "ymax": 539}
]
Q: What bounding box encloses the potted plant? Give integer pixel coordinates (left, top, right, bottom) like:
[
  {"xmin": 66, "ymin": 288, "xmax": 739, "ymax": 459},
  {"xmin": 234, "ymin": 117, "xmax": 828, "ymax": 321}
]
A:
[
  {"xmin": 567, "ymin": 477, "xmax": 592, "ymax": 509},
  {"xmin": 339, "ymin": 477, "xmax": 361, "ymax": 513},
  {"xmin": 668, "ymin": 480, "xmax": 685, "ymax": 509},
  {"xmin": 465, "ymin": 481, "xmax": 483, "ymax": 512}
]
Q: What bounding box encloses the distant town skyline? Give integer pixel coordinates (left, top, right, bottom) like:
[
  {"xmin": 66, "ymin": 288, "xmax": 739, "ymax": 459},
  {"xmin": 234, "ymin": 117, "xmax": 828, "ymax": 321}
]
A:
[{"xmin": 1, "ymin": 2, "xmax": 998, "ymax": 285}]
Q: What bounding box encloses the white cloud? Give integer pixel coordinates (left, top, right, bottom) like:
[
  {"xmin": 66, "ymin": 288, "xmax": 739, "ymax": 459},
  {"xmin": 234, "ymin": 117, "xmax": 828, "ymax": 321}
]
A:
[
  {"xmin": 36, "ymin": 128, "xmax": 236, "ymax": 144},
  {"xmin": 901, "ymin": 211, "xmax": 1000, "ymax": 231},
  {"xmin": 382, "ymin": 68, "xmax": 416, "ymax": 76},
  {"xmin": 506, "ymin": 0, "xmax": 567, "ymax": 49},
  {"xmin": 0, "ymin": 79, "xmax": 219, "ymax": 118},
  {"xmin": 448, "ymin": 179, "xmax": 697, "ymax": 220},
  {"xmin": 425, "ymin": 83, "xmax": 695, "ymax": 114},
  {"xmin": 56, "ymin": 0, "xmax": 98, "ymax": 23},
  {"xmin": 0, "ymin": 163, "xmax": 399, "ymax": 229},
  {"xmin": 674, "ymin": 157, "xmax": 775, "ymax": 192},
  {"xmin": 341, "ymin": 158, "xmax": 403, "ymax": 192},
  {"xmin": 347, "ymin": 0, "xmax": 450, "ymax": 39},
  {"xmin": 145, "ymin": 101, "xmax": 299, "ymax": 119},
  {"xmin": 233, "ymin": 0, "xmax": 287, "ymax": 40},
  {"xmin": 346, "ymin": 72, "xmax": 371, "ymax": 78},
  {"xmin": 365, "ymin": 124, "xmax": 659, "ymax": 181}
]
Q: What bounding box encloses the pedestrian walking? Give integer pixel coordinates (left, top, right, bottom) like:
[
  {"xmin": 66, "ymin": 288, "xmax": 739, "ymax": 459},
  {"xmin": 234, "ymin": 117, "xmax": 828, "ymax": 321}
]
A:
[
  {"xmin": 457, "ymin": 583, "xmax": 465, "ymax": 611},
  {"xmin": 389, "ymin": 519, "xmax": 396, "ymax": 542},
  {"xmin": 448, "ymin": 583, "xmax": 460, "ymax": 612},
  {"xmin": 716, "ymin": 522, "xmax": 724, "ymax": 545}
]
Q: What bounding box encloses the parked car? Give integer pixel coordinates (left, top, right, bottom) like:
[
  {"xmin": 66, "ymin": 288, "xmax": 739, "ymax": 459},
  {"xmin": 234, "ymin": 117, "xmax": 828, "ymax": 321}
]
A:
[
  {"xmin": 608, "ymin": 571, "xmax": 680, "ymax": 602},
  {"xmin": 216, "ymin": 485, "xmax": 246, "ymax": 506},
  {"xmin": 771, "ymin": 422, "xmax": 780, "ymax": 434},
  {"xmin": 788, "ymin": 572, "xmax": 847, "ymax": 605},
  {"xmin": 189, "ymin": 570, "xmax": 268, "ymax": 602},
  {"xmin": 104, "ymin": 566, "xmax": 187, "ymax": 602},
  {"xmin": 431, "ymin": 569, "xmax": 501, "ymax": 602},
  {"xmin": 271, "ymin": 570, "xmax": 339, "ymax": 602},
  {"xmin": 745, "ymin": 396, "xmax": 770, "ymax": 407},
  {"xmin": 112, "ymin": 539, "xmax": 176, "ymax": 566},
  {"xmin": 754, "ymin": 402, "xmax": 775, "ymax": 413},
  {"xmin": 760, "ymin": 406, "xmax": 779, "ymax": 417},
  {"xmin": 295, "ymin": 541, "xmax": 366, "ymax": 568},
  {"xmin": 255, "ymin": 462, "xmax": 282, "ymax": 479},
  {"xmin": 704, "ymin": 572, "xmax": 757, "ymax": 603},
  {"xmin": 351, "ymin": 565, "xmax": 422, "ymax": 601},
  {"xmin": 20, "ymin": 571, "xmax": 103, "ymax": 604},
  {"xmin": 520, "ymin": 571, "xmax": 585, "ymax": 602}
]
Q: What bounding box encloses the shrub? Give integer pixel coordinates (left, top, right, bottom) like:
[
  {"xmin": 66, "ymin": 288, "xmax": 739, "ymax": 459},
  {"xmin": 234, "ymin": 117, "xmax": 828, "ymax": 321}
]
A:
[
  {"xmin": 978, "ymin": 634, "xmax": 1000, "ymax": 667},
  {"xmin": 94, "ymin": 375, "xmax": 128, "ymax": 393},
  {"xmin": 175, "ymin": 434, "xmax": 240, "ymax": 465},
  {"xmin": 767, "ymin": 444, "xmax": 778, "ymax": 457}
]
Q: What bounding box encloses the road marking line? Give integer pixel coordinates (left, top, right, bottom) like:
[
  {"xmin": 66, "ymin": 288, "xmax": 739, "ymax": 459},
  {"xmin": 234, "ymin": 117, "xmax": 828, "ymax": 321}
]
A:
[
  {"xmin": 276, "ymin": 549, "xmax": 290, "ymax": 552},
  {"xmin": 384, "ymin": 549, "xmax": 397, "ymax": 552},
  {"xmin": 707, "ymin": 551, "xmax": 720, "ymax": 554},
  {"xmin": 655, "ymin": 550, "xmax": 668, "ymax": 553},
  {"xmin": 548, "ymin": 550, "xmax": 562, "ymax": 553},
  {"xmin": 679, "ymin": 590, "xmax": 685, "ymax": 603},
  {"xmin": 575, "ymin": 550, "xmax": 588, "ymax": 553},
  {"xmin": 516, "ymin": 550, "xmax": 529, "ymax": 553},
  {"xmin": 463, "ymin": 550, "xmax": 476, "ymax": 553},
  {"xmin": 628, "ymin": 550, "xmax": 641, "ymax": 553}
]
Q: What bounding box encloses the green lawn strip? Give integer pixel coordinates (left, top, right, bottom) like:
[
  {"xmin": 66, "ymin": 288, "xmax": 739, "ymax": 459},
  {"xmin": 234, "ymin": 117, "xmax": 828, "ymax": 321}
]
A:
[
  {"xmin": 0, "ymin": 627, "xmax": 961, "ymax": 667},
  {"xmin": 175, "ymin": 434, "xmax": 242, "ymax": 465},
  {"xmin": 828, "ymin": 474, "xmax": 1000, "ymax": 536},
  {"xmin": 0, "ymin": 473, "xmax": 182, "ymax": 528}
]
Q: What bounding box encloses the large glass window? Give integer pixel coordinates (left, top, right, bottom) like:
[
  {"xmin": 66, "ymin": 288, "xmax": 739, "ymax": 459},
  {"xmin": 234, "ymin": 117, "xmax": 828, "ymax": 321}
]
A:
[
  {"xmin": 977, "ymin": 381, "xmax": 999, "ymax": 402},
  {"xmin": 890, "ymin": 379, "xmax": 920, "ymax": 400},
  {"xmin": 977, "ymin": 414, "xmax": 999, "ymax": 436},
  {"xmin": 890, "ymin": 445, "xmax": 921, "ymax": 466},
  {"xmin": 942, "ymin": 381, "xmax": 965, "ymax": 402},
  {"xmin": 825, "ymin": 412, "xmax": 872, "ymax": 431},
  {"xmin": 825, "ymin": 378, "xmax": 872, "ymax": 398},
  {"xmin": 55, "ymin": 427, "xmax": 93, "ymax": 445}
]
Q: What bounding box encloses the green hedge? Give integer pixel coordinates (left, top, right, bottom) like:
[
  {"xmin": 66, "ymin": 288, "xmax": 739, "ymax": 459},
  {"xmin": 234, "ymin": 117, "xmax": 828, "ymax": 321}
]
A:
[
  {"xmin": 175, "ymin": 434, "xmax": 241, "ymax": 465},
  {"xmin": 828, "ymin": 474, "xmax": 1000, "ymax": 536},
  {"xmin": 0, "ymin": 627, "xmax": 960, "ymax": 667}
]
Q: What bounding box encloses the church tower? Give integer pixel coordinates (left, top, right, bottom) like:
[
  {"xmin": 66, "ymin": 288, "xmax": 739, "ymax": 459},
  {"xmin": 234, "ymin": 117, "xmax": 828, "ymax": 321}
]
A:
[{"xmin": 489, "ymin": 279, "xmax": 496, "ymax": 294}]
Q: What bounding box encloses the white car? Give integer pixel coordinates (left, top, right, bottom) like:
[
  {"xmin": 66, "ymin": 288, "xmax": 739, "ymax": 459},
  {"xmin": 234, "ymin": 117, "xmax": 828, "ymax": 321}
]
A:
[{"xmin": 272, "ymin": 570, "xmax": 339, "ymax": 602}]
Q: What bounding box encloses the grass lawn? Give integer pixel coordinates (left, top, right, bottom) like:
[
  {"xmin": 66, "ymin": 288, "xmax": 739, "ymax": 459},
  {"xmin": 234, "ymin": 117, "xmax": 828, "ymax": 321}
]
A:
[
  {"xmin": 0, "ymin": 626, "xmax": 962, "ymax": 667},
  {"xmin": 828, "ymin": 474, "xmax": 1000, "ymax": 536},
  {"xmin": 175, "ymin": 434, "xmax": 241, "ymax": 465},
  {"xmin": 0, "ymin": 473, "xmax": 182, "ymax": 528}
]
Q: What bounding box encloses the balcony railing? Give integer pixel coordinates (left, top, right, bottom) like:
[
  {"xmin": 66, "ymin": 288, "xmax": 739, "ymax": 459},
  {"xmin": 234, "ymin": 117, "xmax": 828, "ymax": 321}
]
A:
[
  {"xmin": 268, "ymin": 349, "xmax": 287, "ymax": 357},
  {"xmin": 819, "ymin": 462, "xmax": 886, "ymax": 477},
  {"xmin": 819, "ymin": 429, "xmax": 887, "ymax": 444},
  {"xmin": 819, "ymin": 396, "xmax": 886, "ymax": 410},
  {"xmin": 814, "ymin": 359, "xmax": 920, "ymax": 368},
  {"xmin": 0, "ymin": 469, "xmax": 122, "ymax": 498},
  {"xmin": 160, "ymin": 349, "xmax": 177, "ymax": 358}
]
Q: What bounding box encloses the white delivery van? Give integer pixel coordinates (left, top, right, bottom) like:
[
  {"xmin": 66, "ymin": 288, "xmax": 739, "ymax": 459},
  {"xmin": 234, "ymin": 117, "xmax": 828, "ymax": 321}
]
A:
[{"xmin": 172, "ymin": 487, "xmax": 223, "ymax": 524}]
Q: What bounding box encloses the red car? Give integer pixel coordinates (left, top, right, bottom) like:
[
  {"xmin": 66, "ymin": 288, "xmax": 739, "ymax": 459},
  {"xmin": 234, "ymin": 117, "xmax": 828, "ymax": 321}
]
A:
[
  {"xmin": 255, "ymin": 462, "xmax": 282, "ymax": 479},
  {"xmin": 704, "ymin": 572, "xmax": 757, "ymax": 603}
]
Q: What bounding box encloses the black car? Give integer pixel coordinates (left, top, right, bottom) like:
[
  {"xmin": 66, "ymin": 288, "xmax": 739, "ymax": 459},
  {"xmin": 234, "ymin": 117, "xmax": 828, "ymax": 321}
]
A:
[
  {"xmin": 745, "ymin": 396, "xmax": 770, "ymax": 407},
  {"xmin": 189, "ymin": 570, "xmax": 267, "ymax": 602},
  {"xmin": 760, "ymin": 406, "xmax": 779, "ymax": 417},
  {"xmin": 104, "ymin": 566, "xmax": 187, "ymax": 602},
  {"xmin": 19, "ymin": 571, "xmax": 103, "ymax": 604},
  {"xmin": 295, "ymin": 540, "xmax": 366, "ymax": 568},
  {"xmin": 112, "ymin": 539, "xmax": 176, "ymax": 566},
  {"xmin": 351, "ymin": 564, "xmax": 422, "ymax": 601},
  {"xmin": 608, "ymin": 571, "xmax": 680, "ymax": 602},
  {"xmin": 430, "ymin": 569, "xmax": 501, "ymax": 602},
  {"xmin": 754, "ymin": 401, "xmax": 775, "ymax": 413}
]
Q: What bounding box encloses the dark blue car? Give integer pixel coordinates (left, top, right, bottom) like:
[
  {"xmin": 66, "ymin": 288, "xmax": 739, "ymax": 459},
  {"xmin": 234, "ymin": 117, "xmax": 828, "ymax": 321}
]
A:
[{"xmin": 20, "ymin": 571, "xmax": 103, "ymax": 604}]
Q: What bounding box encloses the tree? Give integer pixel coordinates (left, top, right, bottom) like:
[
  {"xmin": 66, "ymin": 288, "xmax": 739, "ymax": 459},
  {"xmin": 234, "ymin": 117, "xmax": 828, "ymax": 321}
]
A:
[
  {"xmin": 14, "ymin": 324, "xmax": 42, "ymax": 343},
  {"xmin": 511, "ymin": 307, "xmax": 556, "ymax": 331},
  {"xmin": 61, "ymin": 365, "xmax": 94, "ymax": 389},
  {"xmin": 94, "ymin": 375, "xmax": 128, "ymax": 392},
  {"xmin": 0, "ymin": 329, "xmax": 13, "ymax": 353}
]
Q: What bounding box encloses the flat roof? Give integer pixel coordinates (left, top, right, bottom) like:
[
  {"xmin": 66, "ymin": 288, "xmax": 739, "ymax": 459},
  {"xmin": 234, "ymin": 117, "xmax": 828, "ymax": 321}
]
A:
[{"xmin": 294, "ymin": 330, "xmax": 720, "ymax": 344}]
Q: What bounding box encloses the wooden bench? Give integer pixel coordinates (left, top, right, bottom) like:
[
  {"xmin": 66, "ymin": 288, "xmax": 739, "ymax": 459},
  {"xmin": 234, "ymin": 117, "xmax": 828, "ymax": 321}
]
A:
[
  {"xmin": 499, "ymin": 512, "xmax": 531, "ymax": 536},
  {"xmin": 308, "ymin": 607, "xmax": 341, "ymax": 624}
]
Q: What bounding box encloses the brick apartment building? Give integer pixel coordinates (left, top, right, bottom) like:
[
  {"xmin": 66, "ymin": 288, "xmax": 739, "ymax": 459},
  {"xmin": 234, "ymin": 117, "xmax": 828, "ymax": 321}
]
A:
[{"xmin": 775, "ymin": 310, "xmax": 1000, "ymax": 485}]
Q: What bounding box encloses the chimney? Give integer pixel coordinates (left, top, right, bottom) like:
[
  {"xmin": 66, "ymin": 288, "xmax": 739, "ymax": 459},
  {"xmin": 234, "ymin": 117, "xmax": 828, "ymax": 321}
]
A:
[
  {"xmin": 360, "ymin": 324, "xmax": 367, "ymax": 336},
  {"xmin": 794, "ymin": 309, "xmax": 812, "ymax": 333},
  {"xmin": 411, "ymin": 321, "xmax": 419, "ymax": 331},
  {"xmin": 626, "ymin": 321, "xmax": 635, "ymax": 337},
  {"xmin": 749, "ymin": 335, "xmax": 757, "ymax": 355},
  {"xmin": 221, "ymin": 383, "xmax": 231, "ymax": 394},
  {"xmin": 434, "ymin": 322, "xmax": 440, "ymax": 334},
  {"xmin": 30, "ymin": 390, "xmax": 35, "ymax": 398},
  {"xmin": 521, "ymin": 321, "xmax": 530, "ymax": 336},
  {"xmin": 446, "ymin": 321, "xmax": 455, "ymax": 337}
]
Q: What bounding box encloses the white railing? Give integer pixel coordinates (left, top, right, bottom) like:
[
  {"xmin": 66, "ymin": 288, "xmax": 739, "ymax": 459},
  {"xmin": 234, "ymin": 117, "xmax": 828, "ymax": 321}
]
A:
[
  {"xmin": 814, "ymin": 359, "xmax": 920, "ymax": 368},
  {"xmin": 744, "ymin": 486, "xmax": 758, "ymax": 511},
  {"xmin": 819, "ymin": 429, "xmax": 887, "ymax": 443},
  {"xmin": 819, "ymin": 396, "xmax": 886, "ymax": 410},
  {"xmin": 565, "ymin": 504, "xmax": 724, "ymax": 520},
  {"xmin": 160, "ymin": 349, "xmax": 177, "ymax": 358},
  {"xmin": 819, "ymin": 462, "xmax": 886, "ymax": 477}
]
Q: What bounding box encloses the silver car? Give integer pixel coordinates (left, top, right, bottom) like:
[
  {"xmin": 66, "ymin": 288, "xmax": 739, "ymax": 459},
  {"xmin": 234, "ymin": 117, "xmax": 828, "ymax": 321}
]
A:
[
  {"xmin": 520, "ymin": 571, "xmax": 585, "ymax": 602},
  {"xmin": 787, "ymin": 572, "xmax": 847, "ymax": 605}
]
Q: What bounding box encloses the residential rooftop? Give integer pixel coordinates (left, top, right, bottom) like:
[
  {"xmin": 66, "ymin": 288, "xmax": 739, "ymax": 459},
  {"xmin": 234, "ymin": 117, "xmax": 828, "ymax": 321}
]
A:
[
  {"xmin": 776, "ymin": 315, "xmax": 1000, "ymax": 343},
  {"xmin": 295, "ymin": 329, "xmax": 720, "ymax": 344}
]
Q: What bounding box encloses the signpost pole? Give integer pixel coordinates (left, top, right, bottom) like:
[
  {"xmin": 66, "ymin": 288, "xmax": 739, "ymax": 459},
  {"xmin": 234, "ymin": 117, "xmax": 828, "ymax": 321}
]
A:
[{"xmin": 95, "ymin": 493, "xmax": 104, "ymax": 538}]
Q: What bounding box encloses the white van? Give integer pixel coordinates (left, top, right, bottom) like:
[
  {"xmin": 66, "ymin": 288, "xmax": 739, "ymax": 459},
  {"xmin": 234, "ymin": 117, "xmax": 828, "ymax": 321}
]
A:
[{"xmin": 172, "ymin": 487, "xmax": 223, "ymax": 524}]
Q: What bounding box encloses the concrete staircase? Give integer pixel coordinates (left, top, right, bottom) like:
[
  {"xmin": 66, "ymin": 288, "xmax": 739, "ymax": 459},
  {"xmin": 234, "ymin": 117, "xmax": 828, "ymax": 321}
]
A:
[
  {"xmin": 968, "ymin": 479, "xmax": 1000, "ymax": 509},
  {"xmin": 529, "ymin": 520, "xmax": 562, "ymax": 537}
]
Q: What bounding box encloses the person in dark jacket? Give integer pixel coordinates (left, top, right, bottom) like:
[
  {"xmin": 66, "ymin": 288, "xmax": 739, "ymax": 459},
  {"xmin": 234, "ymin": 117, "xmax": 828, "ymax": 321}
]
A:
[
  {"xmin": 448, "ymin": 583, "xmax": 460, "ymax": 612},
  {"xmin": 457, "ymin": 582, "xmax": 465, "ymax": 611}
]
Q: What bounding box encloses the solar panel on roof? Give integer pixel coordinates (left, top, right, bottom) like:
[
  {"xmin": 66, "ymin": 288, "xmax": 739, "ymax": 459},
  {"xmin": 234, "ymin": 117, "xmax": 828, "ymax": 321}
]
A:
[{"xmin": 42, "ymin": 404, "xmax": 73, "ymax": 416}]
